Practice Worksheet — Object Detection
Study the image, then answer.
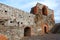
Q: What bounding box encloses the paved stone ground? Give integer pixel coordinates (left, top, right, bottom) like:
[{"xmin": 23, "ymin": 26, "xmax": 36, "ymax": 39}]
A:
[{"xmin": 21, "ymin": 34, "xmax": 60, "ymax": 40}]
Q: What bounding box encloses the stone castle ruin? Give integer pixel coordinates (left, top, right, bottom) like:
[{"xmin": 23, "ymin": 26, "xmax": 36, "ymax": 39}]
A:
[{"xmin": 0, "ymin": 3, "xmax": 55, "ymax": 40}]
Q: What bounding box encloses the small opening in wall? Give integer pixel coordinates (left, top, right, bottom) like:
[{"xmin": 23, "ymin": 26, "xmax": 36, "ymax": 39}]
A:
[
  {"xmin": 18, "ymin": 22, "xmax": 19, "ymax": 24},
  {"xmin": 5, "ymin": 10, "xmax": 7, "ymax": 12},
  {"xmin": 21, "ymin": 22, "xmax": 23, "ymax": 24},
  {"xmin": 10, "ymin": 21, "xmax": 13, "ymax": 23},
  {"xmin": 2, "ymin": 23, "xmax": 4, "ymax": 25},
  {"xmin": 0, "ymin": 21, "xmax": 3, "ymax": 23}
]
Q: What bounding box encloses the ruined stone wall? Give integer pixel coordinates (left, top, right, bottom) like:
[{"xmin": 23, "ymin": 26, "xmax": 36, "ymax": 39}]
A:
[
  {"xmin": 0, "ymin": 3, "xmax": 36, "ymax": 40},
  {"xmin": 0, "ymin": 3, "xmax": 55, "ymax": 40}
]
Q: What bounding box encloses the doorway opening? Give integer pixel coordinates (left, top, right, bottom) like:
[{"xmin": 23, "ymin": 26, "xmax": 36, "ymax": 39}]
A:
[
  {"xmin": 24, "ymin": 27, "xmax": 31, "ymax": 36},
  {"xmin": 44, "ymin": 27, "xmax": 47, "ymax": 33}
]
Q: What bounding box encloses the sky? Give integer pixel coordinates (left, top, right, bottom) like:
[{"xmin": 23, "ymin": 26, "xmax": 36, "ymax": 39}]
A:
[{"xmin": 0, "ymin": 0, "xmax": 60, "ymax": 23}]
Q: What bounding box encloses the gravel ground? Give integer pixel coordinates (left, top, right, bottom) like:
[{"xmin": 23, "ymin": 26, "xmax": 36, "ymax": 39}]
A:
[{"xmin": 21, "ymin": 34, "xmax": 60, "ymax": 40}]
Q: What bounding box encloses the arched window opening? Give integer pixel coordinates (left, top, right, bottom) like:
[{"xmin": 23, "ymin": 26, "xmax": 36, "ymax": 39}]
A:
[{"xmin": 42, "ymin": 6, "xmax": 47, "ymax": 15}]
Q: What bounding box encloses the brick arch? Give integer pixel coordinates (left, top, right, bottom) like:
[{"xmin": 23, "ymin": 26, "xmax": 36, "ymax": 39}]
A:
[
  {"xmin": 24, "ymin": 27, "xmax": 31, "ymax": 36},
  {"xmin": 42, "ymin": 6, "xmax": 48, "ymax": 15},
  {"xmin": 42, "ymin": 24, "xmax": 49, "ymax": 34},
  {"xmin": 0, "ymin": 34, "xmax": 8, "ymax": 40}
]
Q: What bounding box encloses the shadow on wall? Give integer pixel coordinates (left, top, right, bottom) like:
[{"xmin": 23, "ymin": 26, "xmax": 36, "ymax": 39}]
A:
[{"xmin": 50, "ymin": 23, "xmax": 60, "ymax": 33}]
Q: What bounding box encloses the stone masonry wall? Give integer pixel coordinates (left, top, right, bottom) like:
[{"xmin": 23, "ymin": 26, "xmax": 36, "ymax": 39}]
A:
[
  {"xmin": 0, "ymin": 3, "xmax": 36, "ymax": 40},
  {"xmin": 30, "ymin": 3, "xmax": 55, "ymax": 34},
  {"xmin": 0, "ymin": 3, "xmax": 55, "ymax": 40}
]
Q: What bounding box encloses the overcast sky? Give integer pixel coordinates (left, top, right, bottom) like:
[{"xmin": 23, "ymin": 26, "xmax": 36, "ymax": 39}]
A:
[{"xmin": 0, "ymin": 0, "xmax": 60, "ymax": 23}]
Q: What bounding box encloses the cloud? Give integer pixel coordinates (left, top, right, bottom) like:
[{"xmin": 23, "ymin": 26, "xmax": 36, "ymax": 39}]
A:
[
  {"xmin": 20, "ymin": 0, "xmax": 58, "ymax": 9},
  {"xmin": 20, "ymin": 2, "xmax": 36, "ymax": 9},
  {"xmin": 55, "ymin": 16, "xmax": 60, "ymax": 20}
]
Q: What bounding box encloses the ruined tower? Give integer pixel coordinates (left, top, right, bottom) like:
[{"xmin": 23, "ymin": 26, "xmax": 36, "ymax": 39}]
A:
[{"xmin": 30, "ymin": 3, "xmax": 55, "ymax": 34}]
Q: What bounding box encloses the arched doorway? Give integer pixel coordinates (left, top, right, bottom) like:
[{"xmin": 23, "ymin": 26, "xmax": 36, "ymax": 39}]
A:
[
  {"xmin": 42, "ymin": 24, "xmax": 49, "ymax": 34},
  {"xmin": 44, "ymin": 27, "xmax": 47, "ymax": 33},
  {"xmin": 24, "ymin": 27, "xmax": 31, "ymax": 36},
  {"xmin": 42, "ymin": 6, "xmax": 47, "ymax": 15}
]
